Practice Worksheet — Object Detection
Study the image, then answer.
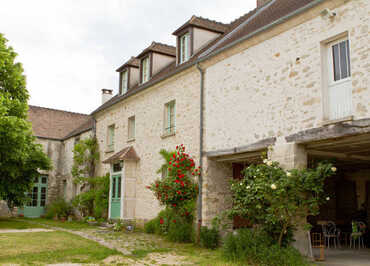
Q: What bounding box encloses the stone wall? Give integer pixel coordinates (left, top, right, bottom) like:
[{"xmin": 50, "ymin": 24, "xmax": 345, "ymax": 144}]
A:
[
  {"xmin": 203, "ymin": 0, "xmax": 369, "ymax": 153},
  {"xmin": 94, "ymin": 67, "xmax": 201, "ymax": 221}
]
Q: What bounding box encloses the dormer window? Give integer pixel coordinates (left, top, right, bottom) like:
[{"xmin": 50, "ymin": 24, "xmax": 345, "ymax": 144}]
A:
[
  {"xmin": 121, "ymin": 70, "xmax": 128, "ymax": 94},
  {"xmin": 179, "ymin": 33, "xmax": 190, "ymax": 63},
  {"xmin": 141, "ymin": 56, "xmax": 150, "ymax": 83}
]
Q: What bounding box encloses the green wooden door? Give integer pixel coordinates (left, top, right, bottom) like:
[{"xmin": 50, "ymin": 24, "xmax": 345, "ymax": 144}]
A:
[
  {"xmin": 110, "ymin": 174, "xmax": 121, "ymax": 219},
  {"xmin": 19, "ymin": 176, "xmax": 48, "ymax": 218}
]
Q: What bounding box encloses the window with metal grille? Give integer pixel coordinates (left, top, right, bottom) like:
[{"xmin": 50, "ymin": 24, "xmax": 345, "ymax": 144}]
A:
[{"xmin": 128, "ymin": 116, "xmax": 135, "ymax": 140}]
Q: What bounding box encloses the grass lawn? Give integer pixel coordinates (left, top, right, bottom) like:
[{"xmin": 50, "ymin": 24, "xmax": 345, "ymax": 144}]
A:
[
  {"xmin": 0, "ymin": 218, "xmax": 45, "ymax": 229},
  {"xmin": 0, "ymin": 230, "xmax": 119, "ymax": 265},
  {"xmin": 21, "ymin": 217, "xmax": 95, "ymax": 230}
]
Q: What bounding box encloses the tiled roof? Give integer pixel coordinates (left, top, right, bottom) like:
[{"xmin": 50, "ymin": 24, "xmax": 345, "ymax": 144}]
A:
[
  {"xmin": 173, "ymin": 15, "xmax": 229, "ymax": 35},
  {"xmin": 28, "ymin": 105, "xmax": 93, "ymax": 140},
  {"xmin": 136, "ymin": 42, "xmax": 176, "ymax": 58},
  {"xmin": 116, "ymin": 57, "xmax": 140, "ymax": 72},
  {"xmin": 92, "ymin": 0, "xmax": 321, "ymax": 115},
  {"xmin": 102, "ymin": 146, "xmax": 140, "ymax": 164},
  {"xmin": 200, "ymin": 0, "xmax": 316, "ymax": 57}
]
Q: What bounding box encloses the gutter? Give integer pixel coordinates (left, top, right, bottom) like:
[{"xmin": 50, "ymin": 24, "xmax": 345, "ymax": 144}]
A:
[{"xmin": 196, "ymin": 63, "xmax": 205, "ymax": 241}]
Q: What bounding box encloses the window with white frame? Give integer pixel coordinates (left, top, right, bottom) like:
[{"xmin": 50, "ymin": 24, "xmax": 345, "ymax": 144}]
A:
[
  {"xmin": 141, "ymin": 56, "xmax": 150, "ymax": 83},
  {"xmin": 326, "ymin": 37, "xmax": 352, "ymax": 120},
  {"xmin": 164, "ymin": 101, "xmax": 176, "ymax": 135},
  {"xmin": 121, "ymin": 70, "xmax": 128, "ymax": 94},
  {"xmin": 179, "ymin": 33, "xmax": 190, "ymax": 64},
  {"xmin": 107, "ymin": 124, "xmax": 115, "ymax": 151},
  {"xmin": 128, "ymin": 116, "xmax": 135, "ymax": 140},
  {"xmin": 330, "ymin": 39, "xmax": 351, "ymax": 83}
]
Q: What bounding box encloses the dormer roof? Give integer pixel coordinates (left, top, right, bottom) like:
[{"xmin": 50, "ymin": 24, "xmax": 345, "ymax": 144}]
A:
[
  {"xmin": 136, "ymin": 42, "xmax": 176, "ymax": 58},
  {"xmin": 116, "ymin": 57, "xmax": 140, "ymax": 72},
  {"xmin": 173, "ymin": 15, "xmax": 229, "ymax": 36}
]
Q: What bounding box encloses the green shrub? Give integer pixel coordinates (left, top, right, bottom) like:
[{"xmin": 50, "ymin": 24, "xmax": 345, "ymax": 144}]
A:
[
  {"xmin": 45, "ymin": 198, "xmax": 73, "ymax": 219},
  {"xmin": 223, "ymin": 228, "xmax": 308, "ymax": 266},
  {"xmin": 199, "ymin": 226, "xmax": 219, "ymax": 249},
  {"xmin": 144, "ymin": 217, "xmax": 159, "ymax": 234},
  {"xmin": 167, "ymin": 217, "xmax": 194, "ymax": 243}
]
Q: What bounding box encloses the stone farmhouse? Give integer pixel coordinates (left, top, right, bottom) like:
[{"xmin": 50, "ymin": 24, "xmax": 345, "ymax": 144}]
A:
[{"xmin": 1, "ymin": 0, "xmax": 369, "ymax": 256}]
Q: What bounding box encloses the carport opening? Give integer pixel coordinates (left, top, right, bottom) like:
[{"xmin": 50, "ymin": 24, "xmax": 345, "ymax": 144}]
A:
[{"xmin": 307, "ymin": 136, "xmax": 370, "ymax": 250}]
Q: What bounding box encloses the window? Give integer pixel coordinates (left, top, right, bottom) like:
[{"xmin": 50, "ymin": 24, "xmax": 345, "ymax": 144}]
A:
[
  {"xmin": 121, "ymin": 70, "xmax": 128, "ymax": 94},
  {"xmin": 330, "ymin": 39, "xmax": 351, "ymax": 82},
  {"xmin": 74, "ymin": 136, "xmax": 80, "ymax": 146},
  {"xmin": 128, "ymin": 116, "xmax": 135, "ymax": 140},
  {"xmin": 107, "ymin": 125, "xmax": 115, "ymax": 151},
  {"xmin": 113, "ymin": 161, "xmax": 123, "ymax": 172},
  {"xmin": 164, "ymin": 101, "xmax": 176, "ymax": 135},
  {"xmin": 179, "ymin": 33, "xmax": 190, "ymax": 63},
  {"xmin": 141, "ymin": 56, "xmax": 150, "ymax": 83}
]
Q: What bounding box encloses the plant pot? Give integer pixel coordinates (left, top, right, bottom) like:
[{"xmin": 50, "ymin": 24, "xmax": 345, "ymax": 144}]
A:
[
  {"xmin": 18, "ymin": 214, "xmax": 24, "ymax": 218},
  {"xmin": 87, "ymin": 221, "xmax": 98, "ymax": 226},
  {"xmin": 53, "ymin": 215, "xmax": 58, "ymax": 221},
  {"xmin": 60, "ymin": 217, "xmax": 67, "ymax": 222}
]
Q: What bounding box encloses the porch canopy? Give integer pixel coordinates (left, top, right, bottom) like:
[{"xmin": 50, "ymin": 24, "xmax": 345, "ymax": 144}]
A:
[
  {"xmin": 286, "ymin": 118, "xmax": 370, "ymax": 170},
  {"xmin": 102, "ymin": 146, "xmax": 140, "ymax": 164}
]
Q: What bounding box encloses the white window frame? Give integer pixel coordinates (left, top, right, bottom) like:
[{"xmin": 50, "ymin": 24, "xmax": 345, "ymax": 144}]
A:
[
  {"xmin": 107, "ymin": 124, "xmax": 115, "ymax": 151},
  {"xmin": 121, "ymin": 70, "xmax": 128, "ymax": 94},
  {"xmin": 179, "ymin": 33, "xmax": 190, "ymax": 64},
  {"xmin": 141, "ymin": 56, "xmax": 150, "ymax": 83},
  {"xmin": 328, "ymin": 37, "xmax": 351, "ymax": 86},
  {"xmin": 128, "ymin": 116, "xmax": 135, "ymax": 141},
  {"xmin": 164, "ymin": 101, "xmax": 176, "ymax": 135}
]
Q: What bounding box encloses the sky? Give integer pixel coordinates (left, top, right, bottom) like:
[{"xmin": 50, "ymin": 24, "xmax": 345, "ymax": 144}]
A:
[{"xmin": 1, "ymin": 0, "xmax": 256, "ymax": 114}]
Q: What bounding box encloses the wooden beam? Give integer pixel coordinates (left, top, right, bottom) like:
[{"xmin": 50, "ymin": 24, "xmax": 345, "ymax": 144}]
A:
[
  {"xmin": 286, "ymin": 118, "xmax": 370, "ymax": 144},
  {"xmin": 307, "ymin": 149, "xmax": 370, "ymax": 162},
  {"xmin": 214, "ymin": 151, "xmax": 262, "ymax": 162},
  {"xmin": 206, "ymin": 137, "xmax": 276, "ymax": 158}
]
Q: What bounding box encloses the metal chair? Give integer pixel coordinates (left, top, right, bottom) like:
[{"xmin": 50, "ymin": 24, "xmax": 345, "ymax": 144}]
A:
[
  {"xmin": 350, "ymin": 221, "xmax": 366, "ymax": 249},
  {"xmin": 322, "ymin": 221, "xmax": 341, "ymax": 248}
]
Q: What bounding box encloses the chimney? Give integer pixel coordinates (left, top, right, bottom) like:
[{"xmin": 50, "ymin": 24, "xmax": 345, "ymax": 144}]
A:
[
  {"xmin": 257, "ymin": 0, "xmax": 272, "ymax": 8},
  {"xmin": 101, "ymin": 88, "xmax": 113, "ymax": 104}
]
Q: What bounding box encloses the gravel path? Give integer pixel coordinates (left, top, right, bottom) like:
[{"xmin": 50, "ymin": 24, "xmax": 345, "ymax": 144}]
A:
[{"xmin": 0, "ymin": 228, "xmax": 54, "ymax": 233}]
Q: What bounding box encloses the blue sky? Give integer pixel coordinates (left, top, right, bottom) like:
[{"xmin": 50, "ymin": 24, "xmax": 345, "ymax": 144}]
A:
[{"xmin": 1, "ymin": 0, "xmax": 256, "ymax": 113}]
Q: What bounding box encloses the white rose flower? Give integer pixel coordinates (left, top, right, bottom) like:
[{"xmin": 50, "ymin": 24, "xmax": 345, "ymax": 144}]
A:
[
  {"xmin": 331, "ymin": 167, "xmax": 337, "ymax": 172},
  {"xmin": 326, "ymin": 197, "xmax": 330, "ymax": 201},
  {"xmin": 271, "ymin": 184, "xmax": 277, "ymax": 190},
  {"xmin": 286, "ymin": 172, "xmax": 291, "ymax": 177},
  {"xmin": 267, "ymin": 161, "xmax": 273, "ymax": 166},
  {"xmin": 263, "ymin": 159, "xmax": 268, "ymax": 164},
  {"xmin": 240, "ymin": 182, "xmax": 243, "ymax": 186},
  {"xmin": 246, "ymin": 185, "xmax": 250, "ymax": 189}
]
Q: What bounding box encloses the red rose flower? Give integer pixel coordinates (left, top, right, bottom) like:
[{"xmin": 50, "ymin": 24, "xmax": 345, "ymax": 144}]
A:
[
  {"xmin": 160, "ymin": 218, "xmax": 164, "ymax": 224},
  {"xmin": 173, "ymin": 219, "xmax": 176, "ymax": 223}
]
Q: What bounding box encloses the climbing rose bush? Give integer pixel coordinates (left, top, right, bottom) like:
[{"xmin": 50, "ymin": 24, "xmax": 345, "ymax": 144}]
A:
[
  {"xmin": 148, "ymin": 145, "xmax": 199, "ymax": 218},
  {"xmin": 229, "ymin": 159, "xmax": 336, "ymax": 247}
]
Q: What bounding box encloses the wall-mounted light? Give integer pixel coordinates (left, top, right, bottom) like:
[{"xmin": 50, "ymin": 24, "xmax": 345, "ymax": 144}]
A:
[{"xmin": 321, "ymin": 8, "xmax": 336, "ymax": 18}]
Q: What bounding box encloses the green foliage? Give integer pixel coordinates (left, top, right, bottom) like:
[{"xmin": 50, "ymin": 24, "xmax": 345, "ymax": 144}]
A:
[
  {"xmin": 0, "ymin": 33, "xmax": 51, "ymax": 209},
  {"xmin": 229, "ymin": 159, "xmax": 336, "ymax": 246},
  {"xmin": 223, "ymin": 228, "xmax": 308, "ymax": 266},
  {"xmin": 144, "ymin": 218, "xmax": 158, "ymax": 234},
  {"xmin": 72, "ymin": 174, "xmax": 109, "ymax": 218},
  {"xmin": 113, "ymin": 220, "xmax": 123, "ymax": 232},
  {"xmin": 199, "ymin": 226, "xmax": 219, "ymax": 249},
  {"xmin": 45, "ymin": 198, "xmax": 73, "ymax": 219},
  {"xmin": 148, "ymin": 145, "xmax": 199, "ymax": 219},
  {"xmin": 71, "ymin": 137, "xmax": 108, "ymax": 218},
  {"xmin": 167, "ymin": 217, "xmax": 194, "ymax": 243}
]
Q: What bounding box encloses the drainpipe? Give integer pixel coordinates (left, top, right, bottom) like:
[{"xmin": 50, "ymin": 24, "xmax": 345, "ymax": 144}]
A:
[{"xmin": 196, "ymin": 63, "xmax": 205, "ymax": 242}]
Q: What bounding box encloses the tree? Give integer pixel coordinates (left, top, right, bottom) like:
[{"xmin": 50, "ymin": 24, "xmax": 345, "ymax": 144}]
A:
[
  {"xmin": 0, "ymin": 33, "xmax": 51, "ymax": 209},
  {"xmin": 229, "ymin": 159, "xmax": 336, "ymax": 247}
]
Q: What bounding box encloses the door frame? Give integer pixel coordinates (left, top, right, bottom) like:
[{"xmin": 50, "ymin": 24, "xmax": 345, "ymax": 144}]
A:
[
  {"xmin": 19, "ymin": 175, "xmax": 48, "ymax": 218},
  {"xmin": 109, "ymin": 161, "xmax": 124, "ymax": 219}
]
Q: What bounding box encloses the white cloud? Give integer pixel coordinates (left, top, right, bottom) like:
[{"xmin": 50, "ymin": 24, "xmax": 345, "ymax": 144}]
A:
[{"xmin": 1, "ymin": 0, "xmax": 255, "ymax": 113}]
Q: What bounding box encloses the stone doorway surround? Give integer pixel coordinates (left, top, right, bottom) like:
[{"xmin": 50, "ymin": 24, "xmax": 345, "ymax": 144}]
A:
[{"xmin": 103, "ymin": 146, "xmax": 140, "ymax": 220}]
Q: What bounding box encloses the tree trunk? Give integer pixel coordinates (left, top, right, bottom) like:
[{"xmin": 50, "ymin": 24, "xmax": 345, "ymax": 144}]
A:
[{"xmin": 278, "ymin": 222, "xmax": 288, "ymax": 247}]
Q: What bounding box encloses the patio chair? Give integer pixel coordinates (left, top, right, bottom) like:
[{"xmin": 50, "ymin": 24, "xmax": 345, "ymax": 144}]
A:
[
  {"xmin": 322, "ymin": 221, "xmax": 341, "ymax": 248},
  {"xmin": 350, "ymin": 221, "xmax": 366, "ymax": 249}
]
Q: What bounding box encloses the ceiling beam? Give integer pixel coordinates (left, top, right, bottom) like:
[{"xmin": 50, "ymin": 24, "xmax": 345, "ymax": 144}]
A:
[{"xmin": 307, "ymin": 149, "xmax": 370, "ymax": 162}]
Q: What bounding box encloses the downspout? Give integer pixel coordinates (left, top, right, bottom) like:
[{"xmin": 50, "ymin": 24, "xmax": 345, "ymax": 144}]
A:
[{"xmin": 196, "ymin": 63, "xmax": 204, "ymax": 242}]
